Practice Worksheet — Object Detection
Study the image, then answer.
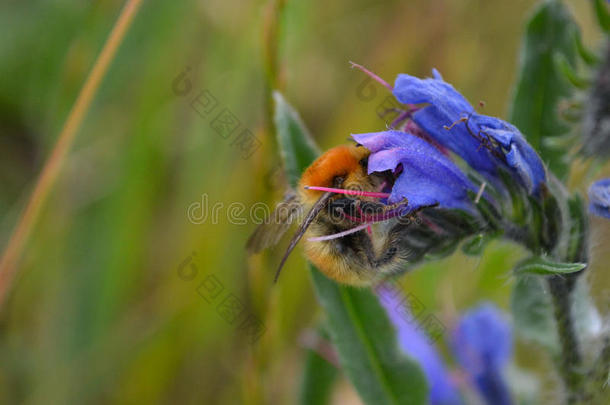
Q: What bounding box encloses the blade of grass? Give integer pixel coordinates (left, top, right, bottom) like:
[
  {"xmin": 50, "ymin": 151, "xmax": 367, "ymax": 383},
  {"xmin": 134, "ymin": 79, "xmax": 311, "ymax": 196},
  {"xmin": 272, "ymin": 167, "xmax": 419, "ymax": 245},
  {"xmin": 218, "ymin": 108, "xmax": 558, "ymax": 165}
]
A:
[
  {"xmin": 262, "ymin": 0, "xmax": 286, "ymax": 146},
  {"xmin": 0, "ymin": 0, "xmax": 144, "ymax": 309}
]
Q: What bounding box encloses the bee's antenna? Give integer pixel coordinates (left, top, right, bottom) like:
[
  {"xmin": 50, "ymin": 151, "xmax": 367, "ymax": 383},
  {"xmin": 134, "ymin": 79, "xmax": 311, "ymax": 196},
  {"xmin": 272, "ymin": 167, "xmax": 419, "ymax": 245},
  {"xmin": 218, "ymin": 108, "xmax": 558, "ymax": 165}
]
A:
[{"xmin": 274, "ymin": 191, "xmax": 334, "ymax": 283}]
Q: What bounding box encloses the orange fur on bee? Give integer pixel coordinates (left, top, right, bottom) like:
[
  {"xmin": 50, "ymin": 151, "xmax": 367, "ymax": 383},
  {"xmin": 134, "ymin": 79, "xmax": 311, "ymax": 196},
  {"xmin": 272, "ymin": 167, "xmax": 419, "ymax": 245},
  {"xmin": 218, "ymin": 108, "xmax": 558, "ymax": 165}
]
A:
[{"xmin": 298, "ymin": 145, "xmax": 371, "ymax": 204}]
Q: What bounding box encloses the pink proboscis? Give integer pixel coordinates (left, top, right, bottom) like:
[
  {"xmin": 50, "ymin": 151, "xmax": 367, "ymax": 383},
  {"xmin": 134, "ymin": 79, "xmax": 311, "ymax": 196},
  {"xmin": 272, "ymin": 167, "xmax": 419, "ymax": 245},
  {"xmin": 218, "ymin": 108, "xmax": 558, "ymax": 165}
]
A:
[
  {"xmin": 356, "ymin": 204, "xmax": 373, "ymax": 235},
  {"xmin": 304, "ymin": 185, "xmax": 390, "ymax": 199}
]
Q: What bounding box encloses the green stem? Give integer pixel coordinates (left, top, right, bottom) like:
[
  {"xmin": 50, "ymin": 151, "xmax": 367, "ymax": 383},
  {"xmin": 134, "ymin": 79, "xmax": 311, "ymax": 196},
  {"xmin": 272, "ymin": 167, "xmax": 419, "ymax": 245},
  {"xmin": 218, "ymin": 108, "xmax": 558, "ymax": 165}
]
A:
[
  {"xmin": 540, "ymin": 181, "xmax": 587, "ymax": 402},
  {"xmin": 578, "ymin": 336, "xmax": 610, "ymax": 404},
  {"xmin": 547, "ymin": 275, "xmax": 584, "ymax": 403}
]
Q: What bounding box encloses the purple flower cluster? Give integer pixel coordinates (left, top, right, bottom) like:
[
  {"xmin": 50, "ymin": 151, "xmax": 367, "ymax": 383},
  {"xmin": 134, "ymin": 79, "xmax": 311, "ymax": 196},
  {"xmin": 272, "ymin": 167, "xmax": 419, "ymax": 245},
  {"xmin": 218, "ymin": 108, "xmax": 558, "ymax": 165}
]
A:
[
  {"xmin": 589, "ymin": 178, "xmax": 610, "ymax": 219},
  {"xmin": 393, "ymin": 70, "xmax": 546, "ymax": 194},
  {"xmin": 352, "ymin": 69, "xmax": 547, "ymax": 214},
  {"xmin": 378, "ymin": 287, "xmax": 513, "ymax": 405},
  {"xmin": 451, "ymin": 304, "xmax": 513, "ymax": 405}
]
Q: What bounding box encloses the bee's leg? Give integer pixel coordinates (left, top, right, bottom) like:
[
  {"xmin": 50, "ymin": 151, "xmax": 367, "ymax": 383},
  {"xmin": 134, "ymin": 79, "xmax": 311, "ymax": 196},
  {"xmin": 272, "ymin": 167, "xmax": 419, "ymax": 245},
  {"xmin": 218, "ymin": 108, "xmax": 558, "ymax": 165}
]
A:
[
  {"xmin": 350, "ymin": 230, "xmax": 393, "ymax": 269},
  {"xmin": 353, "ymin": 199, "xmax": 387, "ymax": 225},
  {"xmin": 362, "ymin": 204, "xmax": 442, "ymax": 272},
  {"xmin": 394, "ymin": 202, "xmax": 440, "ymax": 223},
  {"xmin": 360, "ymin": 198, "xmax": 432, "ymax": 221},
  {"xmin": 353, "ymin": 222, "xmax": 406, "ymax": 270},
  {"xmin": 378, "ymin": 198, "xmax": 410, "ymax": 213},
  {"xmin": 357, "ymin": 200, "xmax": 393, "ymax": 215},
  {"xmin": 375, "ymin": 223, "xmax": 416, "ymax": 266}
]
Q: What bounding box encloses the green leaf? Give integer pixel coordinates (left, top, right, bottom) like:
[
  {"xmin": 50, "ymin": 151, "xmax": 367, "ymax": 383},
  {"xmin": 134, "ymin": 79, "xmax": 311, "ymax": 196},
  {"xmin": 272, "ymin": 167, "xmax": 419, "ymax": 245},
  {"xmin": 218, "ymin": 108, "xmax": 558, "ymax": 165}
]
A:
[
  {"xmin": 273, "ymin": 91, "xmax": 320, "ymax": 188},
  {"xmin": 555, "ymin": 54, "xmax": 591, "ymax": 89},
  {"xmin": 311, "ymin": 270, "xmax": 428, "ymax": 405},
  {"xmin": 274, "ymin": 92, "xmax": 428, "ymax": 405},
  {"xmin": 593, "ymin": 0, "xmax": 610, "ymax": 32},
  {"xmin": 509, "ymin": 0, "xmax": 580, "ymax": 178},
  {"xmin": 461, "ymin": 233, "xmax": 491, "ymax": 256},
  {"xmin": 511, "ymin": 276, "xmax": 560, "ymax": 353},
  {"xmin": 298, "ymin": 337, "xmax": 339, "ymax": 405},
  {"xmin": 575, "ymin": 32, "xmax": 600, "ymax": 66},
  {"xmin": 513, "ymin": 256, "xmax": 586, "ymax": 276},
  {"xmin": 511, "ymin": 272, "xmax": 600, "ymax": 358}
]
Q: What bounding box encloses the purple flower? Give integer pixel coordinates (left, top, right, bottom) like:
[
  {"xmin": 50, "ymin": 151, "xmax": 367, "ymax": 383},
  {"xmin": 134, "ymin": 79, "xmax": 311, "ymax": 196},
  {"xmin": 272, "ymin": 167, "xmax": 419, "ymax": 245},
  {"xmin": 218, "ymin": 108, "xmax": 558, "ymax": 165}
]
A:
[
  {"xmin": 377, "ymin": 285, "xmax": 463, "ymax": 405},
  {"xmin": 352, "ymin": 130, "xmax": 477, "ymax": 213},
  {"xmin": 588, "ymin": 178, "xmax": 610, "ymax": 219},
  {"xmin": 378, "ymin": 286, "xmax": 516, "ymax": 405},
  {"xmin": 451, "ymin": 303, "xmax": 513, "ymax": 405},
  {"xmin": 392, "ymin": 70, "xmax": 546, "ymax": 195}
]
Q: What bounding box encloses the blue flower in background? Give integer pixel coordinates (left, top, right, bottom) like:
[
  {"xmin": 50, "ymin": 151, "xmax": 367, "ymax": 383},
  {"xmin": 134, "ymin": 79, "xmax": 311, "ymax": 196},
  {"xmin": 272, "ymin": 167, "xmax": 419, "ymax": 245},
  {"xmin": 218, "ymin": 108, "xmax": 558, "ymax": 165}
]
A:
[
  {"xmin": 352, "ymin": 130, "xmax": 477, "ymax": 213},
  {"xmin": 588, "ymin": 178, "xmax": 610, "ymax": 219},
  {"xmin": 377, "ymin": 286, "xmax": 463, "ymax": 405},
  {"xmin": 392, "ymin": 70, "xmax": 546, "ymax": 195},
  {"xmin": 378, "ymin": 286, "xmax": 514, "ymax": 405},
  {"xmin": 451, "ymin": 303, "xmax": 513, "ymax": 405}
]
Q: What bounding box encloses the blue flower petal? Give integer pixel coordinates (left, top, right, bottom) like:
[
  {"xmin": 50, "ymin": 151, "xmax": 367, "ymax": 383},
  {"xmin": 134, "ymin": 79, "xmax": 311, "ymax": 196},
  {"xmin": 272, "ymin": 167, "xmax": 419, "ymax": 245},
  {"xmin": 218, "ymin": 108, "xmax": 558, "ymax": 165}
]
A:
[
  {"xmin": 472, "ymin": 116, "xmax": 546, "ymax": 194},
  {"xmin": 588, "ymin": 178, "xmax": 610, "ymax": 219},
  {"xmin": 393, "ymin": 74, "xmax": 497, "ymax": 174},
  {"xmin": 432, "ymin": 68, "xmax": 444, "ymax": 80},
  {"xmin": 505, "ymin": 143, "xmax": 535, "ymax": 193},
  {"xmin": 451, "ymin": 303, "xmax": 513, "ymax": 405},
  {"xmin": 352, "ymin": 130, "xmax": 412, "ymax": 153},
  {"xmin": 393, "ymin": 71, "xmax": 546, "ymax": 194},
  {"xmin": 352, "ymin": 131, "xmax": 477, "ymax": 212},
  {"xmin": 377, "ymin": 286, "xmax": 463, "ymax": 405}
]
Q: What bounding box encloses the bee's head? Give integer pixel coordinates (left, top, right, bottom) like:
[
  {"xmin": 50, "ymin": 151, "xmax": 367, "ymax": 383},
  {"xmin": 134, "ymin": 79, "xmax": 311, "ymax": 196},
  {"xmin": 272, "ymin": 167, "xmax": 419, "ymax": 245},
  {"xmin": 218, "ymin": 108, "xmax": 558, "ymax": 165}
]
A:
[
  {"xmin": 272, "ymin": 144, "xmax": 385, "ymax": 284},
  {"xmin": 299, "ymin": 144, "xmax": 372, "ymax": 204}
]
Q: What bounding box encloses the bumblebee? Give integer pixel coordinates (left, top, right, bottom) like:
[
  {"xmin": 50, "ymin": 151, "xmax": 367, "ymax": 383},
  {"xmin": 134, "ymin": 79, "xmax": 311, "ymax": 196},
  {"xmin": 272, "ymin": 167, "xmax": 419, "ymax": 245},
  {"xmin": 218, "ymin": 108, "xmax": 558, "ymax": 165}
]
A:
[{"xmin": 247, "ymin": 144, "xmax": 437, "ymax": 286}]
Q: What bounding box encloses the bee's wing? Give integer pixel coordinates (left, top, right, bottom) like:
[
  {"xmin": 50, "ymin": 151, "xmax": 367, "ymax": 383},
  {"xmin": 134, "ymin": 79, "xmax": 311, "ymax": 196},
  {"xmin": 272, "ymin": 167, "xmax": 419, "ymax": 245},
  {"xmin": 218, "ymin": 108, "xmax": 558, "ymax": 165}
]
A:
[{"xmin": 246, "ymin": 191, "xmax": 303, "ymax": 253}]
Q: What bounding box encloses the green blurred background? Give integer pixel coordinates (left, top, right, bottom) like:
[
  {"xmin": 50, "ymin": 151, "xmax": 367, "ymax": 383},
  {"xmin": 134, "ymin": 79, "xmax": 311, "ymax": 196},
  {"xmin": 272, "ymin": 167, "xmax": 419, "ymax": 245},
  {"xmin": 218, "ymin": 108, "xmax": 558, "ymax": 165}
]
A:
[{"xmin": 0, "ymin": 0, "xmax": 607, "ymax": 404}]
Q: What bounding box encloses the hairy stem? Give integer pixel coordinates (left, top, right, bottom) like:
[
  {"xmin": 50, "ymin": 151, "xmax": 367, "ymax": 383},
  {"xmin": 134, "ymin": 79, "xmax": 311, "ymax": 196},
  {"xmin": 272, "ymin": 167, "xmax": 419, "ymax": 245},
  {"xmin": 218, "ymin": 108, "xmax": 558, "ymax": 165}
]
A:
[
  {"xmin": 547, "ymin": 275, "xmax": 584, "ymax": 404},
  {"xmin": 578, "ymin": 336, "xmax": 610, "ymax": 404}
]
